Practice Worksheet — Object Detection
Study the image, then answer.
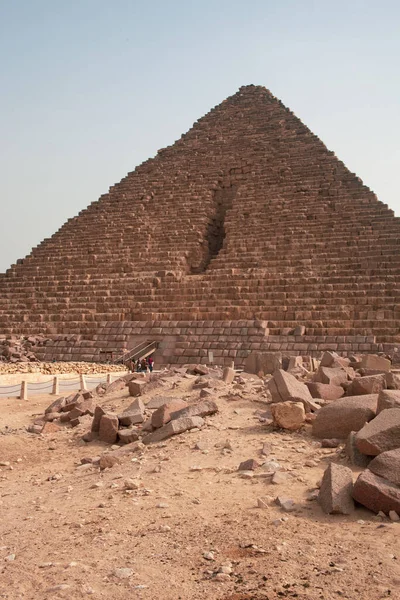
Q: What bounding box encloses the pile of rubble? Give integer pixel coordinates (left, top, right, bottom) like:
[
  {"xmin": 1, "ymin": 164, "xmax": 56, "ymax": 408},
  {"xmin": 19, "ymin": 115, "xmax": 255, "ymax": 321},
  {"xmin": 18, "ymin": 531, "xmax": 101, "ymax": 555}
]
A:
[
  {"xmin": 0, "ymin": 361, "xmax": 127, "ymax": 375},
  {"xmin": 264, "ymin": 351, "xmax": 400, "ymax": 517},
  {"xmin": 0, "ymin": 335, "xmax": 49, "ymax": 364}
]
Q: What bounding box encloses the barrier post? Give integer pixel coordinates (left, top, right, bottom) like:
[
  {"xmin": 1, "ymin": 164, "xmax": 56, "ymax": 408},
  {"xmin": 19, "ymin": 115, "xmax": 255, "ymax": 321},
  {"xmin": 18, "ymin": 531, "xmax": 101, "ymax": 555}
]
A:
[
  {"xmin": 106, "ymin": 373, "xmax": 112, "ymax": 384},
  {"xmin": 52, "ymin": 376, "xmax": 59, "ymax": 395},
  {"xmin": 20, "ymin": 380, "xmax": 28, "ymax": 400},
  {"xmin": 79, "ymin": 374, "xmax": 86, "ymax": 390}
]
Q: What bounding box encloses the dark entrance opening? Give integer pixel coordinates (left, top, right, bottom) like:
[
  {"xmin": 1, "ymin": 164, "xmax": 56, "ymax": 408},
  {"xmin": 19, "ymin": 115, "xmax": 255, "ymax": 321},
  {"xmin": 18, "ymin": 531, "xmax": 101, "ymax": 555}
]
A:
[{"xmin": 191, "ymin": 184, "xmax": 237, "ymax": 274}]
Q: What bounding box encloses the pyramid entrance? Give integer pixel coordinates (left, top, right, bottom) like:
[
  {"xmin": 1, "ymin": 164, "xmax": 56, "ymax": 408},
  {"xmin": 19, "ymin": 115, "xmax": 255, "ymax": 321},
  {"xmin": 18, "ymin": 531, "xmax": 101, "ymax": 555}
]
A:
[{"xmin": 1, "ymin": 84, "xmax": 400, "ymax": 366}]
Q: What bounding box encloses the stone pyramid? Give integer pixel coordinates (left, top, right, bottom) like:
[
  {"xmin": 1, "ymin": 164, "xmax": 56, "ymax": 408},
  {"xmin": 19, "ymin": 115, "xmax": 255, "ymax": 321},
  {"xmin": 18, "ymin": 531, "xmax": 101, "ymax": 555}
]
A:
[{"xmin": 1, "ymin": 85, "xmax": 400, "ymax": 365}]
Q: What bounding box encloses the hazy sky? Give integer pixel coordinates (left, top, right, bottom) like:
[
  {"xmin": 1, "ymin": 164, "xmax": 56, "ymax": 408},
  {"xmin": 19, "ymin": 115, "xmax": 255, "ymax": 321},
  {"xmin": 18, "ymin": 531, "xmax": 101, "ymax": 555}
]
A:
[{"xmin": 1, "ymin": 0, "xmax": 399, "ymax": 273}]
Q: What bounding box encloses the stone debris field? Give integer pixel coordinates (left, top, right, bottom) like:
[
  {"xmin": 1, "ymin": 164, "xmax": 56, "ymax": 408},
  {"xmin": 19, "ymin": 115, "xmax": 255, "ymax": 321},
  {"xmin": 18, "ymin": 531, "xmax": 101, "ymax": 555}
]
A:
[{"xmin": 1, "ymin": 351, "xmax": 399, "ymax": 600}]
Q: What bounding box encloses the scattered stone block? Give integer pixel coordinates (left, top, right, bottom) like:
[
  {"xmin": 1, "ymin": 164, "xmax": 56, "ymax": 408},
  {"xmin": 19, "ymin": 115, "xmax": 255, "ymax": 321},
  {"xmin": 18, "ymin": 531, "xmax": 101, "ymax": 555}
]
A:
[
  {"xmin": 98, "ymin": 414, "xmax": 119, "ymax": 444},
  {"xmin": 270, "ymin": 401, "xmax": 305, "ymax": 430},
  {"xmin": 353, "ymin": 470, "xmax": 400, "ymax": 514},
  {"xmin": 312, "ymin": 394, "xmax": 377, "ymax": 439},
  {"xmin": 355, "ymin": 408, "xmax": 400, "ymax": 456}
]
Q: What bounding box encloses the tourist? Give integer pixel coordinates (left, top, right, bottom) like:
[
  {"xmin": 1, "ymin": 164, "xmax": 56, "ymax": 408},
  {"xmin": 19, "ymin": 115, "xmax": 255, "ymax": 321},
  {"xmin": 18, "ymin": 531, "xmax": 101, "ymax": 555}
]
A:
[
  {"xmin": 141, "ymin": 358, "xmax": 148, "ymax": 372},
  {"xmin": 148, "ymin": 355, "xmax": 154, "ymax": 372}
]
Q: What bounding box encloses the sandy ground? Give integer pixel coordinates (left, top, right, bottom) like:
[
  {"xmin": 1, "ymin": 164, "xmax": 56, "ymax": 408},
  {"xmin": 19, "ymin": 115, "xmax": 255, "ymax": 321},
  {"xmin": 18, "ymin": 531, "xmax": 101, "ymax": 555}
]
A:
[{"xmin": 0, "ymin": 372, "xmax": 399, "ymax": 600}]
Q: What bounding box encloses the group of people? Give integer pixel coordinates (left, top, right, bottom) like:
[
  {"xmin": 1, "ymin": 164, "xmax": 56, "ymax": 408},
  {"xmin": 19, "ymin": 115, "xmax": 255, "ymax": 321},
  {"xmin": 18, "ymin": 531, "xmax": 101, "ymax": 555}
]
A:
[{"xmin": 128, "ymin": 355, "xmax": 154, "ymax": 373}]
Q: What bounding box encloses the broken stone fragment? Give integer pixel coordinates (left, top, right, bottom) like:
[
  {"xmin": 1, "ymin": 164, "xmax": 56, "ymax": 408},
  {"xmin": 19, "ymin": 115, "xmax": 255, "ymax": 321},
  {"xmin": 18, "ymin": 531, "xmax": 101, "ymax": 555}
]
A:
[
  {"xmin": 128, "ymin": 380, "xmax": 147, "ymax": 397},
  {"xmin": 118, "ymin": 428, "xmax": 140, "ymax": 444},
  {"xmin": 142, "ymin": 416, "xmax": 204, "ymax": 444},
  {"xmin": 118, "ymin": 398, "xmax": 145, "ymax": 426},
  {"xmin": 238, "ymin": 459, "xmax": 259, "ymax": 471},
  {"xmin": 222, "ymin": 367, "xmax": 235, "ymax": 384},
  {"xmin": 169, "ymin": 400, "xmax": 218, "ymax": 421},
  {"xmin": 98, "ymin": 414, "xmax": 119, "ymax": 444},
  {"xmin": 151, "ymin": 400, "xmax": 188, "ymax": 428},
  {"xmin": 268, "ymin": 369, "xmax": 314, "ymax": 412},
  {"xmin": 318, "ymin": 463, "xmax": 354, "ymax": 515},
  {"xmin": 91, "ymin": 405, "xmax": 106, "ymax": 433},
  {"xmin": 44, "ymin": 396, "xmax": 66, "ymax": 414},
  {"xmin": 355, "ymin": 408, "xmax": 400, "ymax": 456},
  {"xmin": 270, "ymin": 401, "xmax": 305, "ymax": 430}
]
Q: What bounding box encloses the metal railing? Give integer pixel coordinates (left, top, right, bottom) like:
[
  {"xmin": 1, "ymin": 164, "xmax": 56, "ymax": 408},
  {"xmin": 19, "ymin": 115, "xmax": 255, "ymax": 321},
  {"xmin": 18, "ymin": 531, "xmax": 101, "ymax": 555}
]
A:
[{"xmin": 115, "ymin": 340, "xmax": 158, "ymax": 365}]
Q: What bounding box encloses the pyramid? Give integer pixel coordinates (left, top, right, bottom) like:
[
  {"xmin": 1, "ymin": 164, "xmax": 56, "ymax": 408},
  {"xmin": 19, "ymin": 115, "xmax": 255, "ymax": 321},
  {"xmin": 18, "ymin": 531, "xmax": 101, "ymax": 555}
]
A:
[{"xmin": 1, "ymin": 85, "xmax": 400, "ymax": 365}]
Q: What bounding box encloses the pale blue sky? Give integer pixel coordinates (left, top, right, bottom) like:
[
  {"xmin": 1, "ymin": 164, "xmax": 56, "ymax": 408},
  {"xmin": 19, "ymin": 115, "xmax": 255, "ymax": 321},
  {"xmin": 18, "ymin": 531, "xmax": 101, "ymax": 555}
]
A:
[{"xmin": 0, "ymin": 0, "xmax": 399, "ymax": 272}]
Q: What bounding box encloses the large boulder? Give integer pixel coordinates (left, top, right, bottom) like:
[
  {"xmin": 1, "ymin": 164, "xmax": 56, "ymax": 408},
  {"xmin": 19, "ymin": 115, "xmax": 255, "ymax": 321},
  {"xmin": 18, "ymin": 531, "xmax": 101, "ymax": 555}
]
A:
[
  {"xmin": 270, "ymin": 401, "xmax": 305, "ymax": 430},
  {"xmin": 368, "ymin": 448, "xmax": 400, "ymax": 485},
  {"xmin": 312, "ymin": 394, "xmax": 377, "ymax": 439},
  {"xmin": 346, "ymin": 374, "xmax": 386, "ymax": 397},
  {"xmin": 377, "ymin": 389, "xmax": 400, "ymax": 414},
  {"xmin": 244, "ymin": 352, "xmax": 282, "ymax": 376},
  {"xmin": 318, "ymin": 463, "xmax": 354, "ymax": 515},
  {"xmin": 268, "ymin": 369, "xmax": 314, "ymax": 411},
  {"xmin": 360, "ymin": 354, "xmax": 391, "ymax": 372},
  {"xmin": 306, "ymin": 382, "xmax": 345, "ymax": 401},
  {"xmin": 355, "ymin": 408, "xmax": 400, "ymax": 456},
  {"xmin": 353, "ymin": 470, "xmax": 400, "ymax": 515}
]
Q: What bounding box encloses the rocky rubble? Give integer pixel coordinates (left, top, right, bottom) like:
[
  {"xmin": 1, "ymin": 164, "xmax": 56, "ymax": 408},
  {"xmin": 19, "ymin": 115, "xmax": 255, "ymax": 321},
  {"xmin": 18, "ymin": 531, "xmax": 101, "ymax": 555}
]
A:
[
  {"xmin": 0, "ymin": 361, "xmax": 128, "ymax": 375},
  {"xmin": 0, "ymin": 335, "xmax": 49, "ymax": 364}
]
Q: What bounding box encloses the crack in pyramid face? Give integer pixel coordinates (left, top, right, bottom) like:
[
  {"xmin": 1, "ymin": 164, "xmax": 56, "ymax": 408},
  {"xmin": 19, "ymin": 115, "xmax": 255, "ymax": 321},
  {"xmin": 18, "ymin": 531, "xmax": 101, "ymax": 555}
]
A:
[{"xmin": 1, "ymin": 84, "xmax": 400, "ymax": 365}]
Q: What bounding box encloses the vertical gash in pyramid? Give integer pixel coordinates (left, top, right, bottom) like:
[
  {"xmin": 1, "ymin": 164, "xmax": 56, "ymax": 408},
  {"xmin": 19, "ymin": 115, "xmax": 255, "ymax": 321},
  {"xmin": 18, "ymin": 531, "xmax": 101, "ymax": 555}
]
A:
[{"xmin": 1, "ymin": 85, "xmax": 400, "ymax": 365}]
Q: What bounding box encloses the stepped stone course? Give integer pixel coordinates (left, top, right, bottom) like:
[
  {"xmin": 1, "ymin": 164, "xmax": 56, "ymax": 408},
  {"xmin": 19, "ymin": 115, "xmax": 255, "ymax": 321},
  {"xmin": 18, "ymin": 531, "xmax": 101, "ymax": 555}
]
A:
[{"xmin": 1, "ymin": 85, "xmax": 400, "ymax": 365}]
